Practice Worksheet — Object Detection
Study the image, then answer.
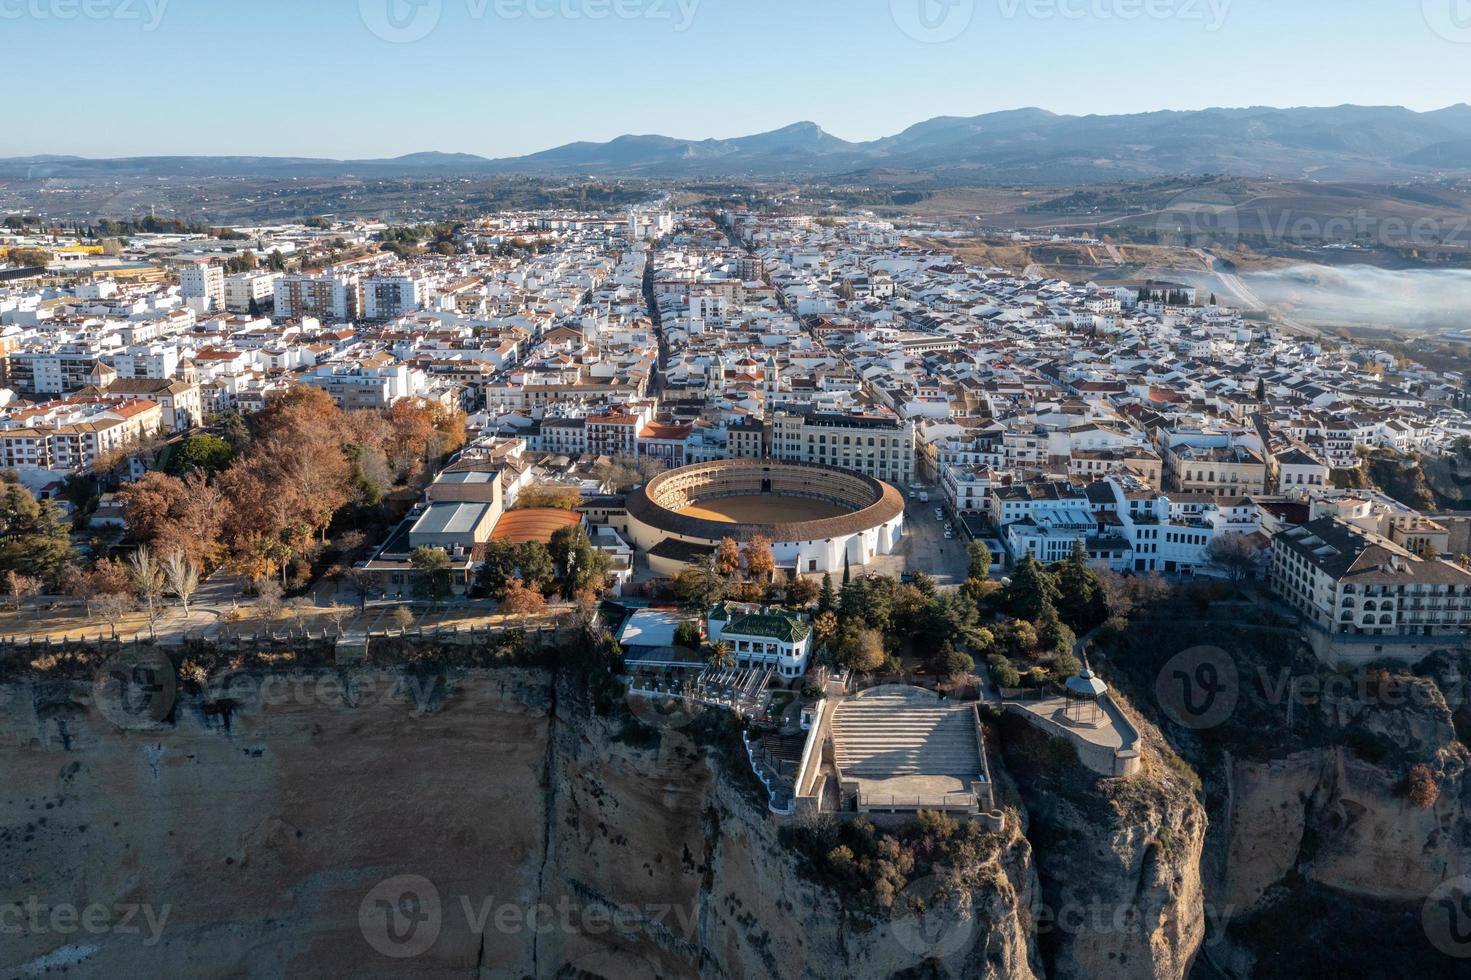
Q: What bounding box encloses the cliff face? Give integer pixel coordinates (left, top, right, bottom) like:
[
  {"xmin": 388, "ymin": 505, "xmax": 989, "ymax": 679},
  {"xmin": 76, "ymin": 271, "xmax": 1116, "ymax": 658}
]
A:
[
  {"xmin": 1200, "ymin": 670, "xmax": 1471, "ymax": 978},
  {"xmin": 1, "ymin": 669, "xmax": 1041, "ymax": 979},
  {"xmin": 998, "ymin": 710, "xmax": 1209, "ymax": 980}
]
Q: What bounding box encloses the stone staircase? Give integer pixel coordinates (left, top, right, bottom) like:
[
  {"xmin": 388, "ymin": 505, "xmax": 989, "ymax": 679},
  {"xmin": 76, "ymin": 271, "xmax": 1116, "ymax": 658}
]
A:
[{"xmin": 831, "ymin": 690, "xmax": 980, "ymax": 779}]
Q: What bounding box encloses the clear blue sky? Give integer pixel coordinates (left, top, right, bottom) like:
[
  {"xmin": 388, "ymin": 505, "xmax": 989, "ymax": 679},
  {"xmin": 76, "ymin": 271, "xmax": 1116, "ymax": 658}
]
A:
[{"xmin": 7, "ymin": 0, "xmax": 1471, "ymax": 158}]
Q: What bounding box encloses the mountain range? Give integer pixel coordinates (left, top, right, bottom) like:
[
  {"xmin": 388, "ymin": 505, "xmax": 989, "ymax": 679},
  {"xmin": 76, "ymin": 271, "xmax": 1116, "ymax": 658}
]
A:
[{"xmin": 7, "ymin": 105, "xmax": 1471, "ymax": 184}]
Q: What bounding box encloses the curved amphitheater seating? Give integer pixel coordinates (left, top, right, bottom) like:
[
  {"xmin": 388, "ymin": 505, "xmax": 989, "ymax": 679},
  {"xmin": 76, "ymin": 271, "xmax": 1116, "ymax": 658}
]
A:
[{"xmin": 831, "ymin": 689, "xmax": 980, "ymax": 779}]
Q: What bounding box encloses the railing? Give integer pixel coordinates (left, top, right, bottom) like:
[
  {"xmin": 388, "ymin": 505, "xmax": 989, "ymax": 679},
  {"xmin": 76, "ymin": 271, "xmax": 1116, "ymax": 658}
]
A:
[{"xmin": 859, "ymin": 793, "xmax": 978, "ymax": 813}]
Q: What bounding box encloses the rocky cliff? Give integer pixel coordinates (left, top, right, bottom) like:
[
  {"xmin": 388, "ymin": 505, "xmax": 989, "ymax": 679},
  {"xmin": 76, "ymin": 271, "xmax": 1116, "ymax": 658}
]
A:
[
  {"xmin": 1197, "ymin": 667, "xmax": 1471, "ymax": 978},
  {"xmin": 1, "ymin": 668, "xmax": 1048, "ymax": 978}
]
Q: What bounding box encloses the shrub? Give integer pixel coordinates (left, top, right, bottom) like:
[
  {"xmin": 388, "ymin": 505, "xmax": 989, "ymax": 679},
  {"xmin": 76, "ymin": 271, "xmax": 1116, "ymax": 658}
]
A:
[
  {"xmin": 991, "ymin": 659, "xmax": 1021, "ymax": 689},
  {"xmin": 1406, "ymin": 765, "xmax": 1440, "ymax": 809}
]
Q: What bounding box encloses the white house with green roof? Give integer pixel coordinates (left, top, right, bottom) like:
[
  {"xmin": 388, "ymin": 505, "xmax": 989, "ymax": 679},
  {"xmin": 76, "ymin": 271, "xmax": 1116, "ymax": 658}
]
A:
[{"xmin": 707, "ymin": 602, "xmax": 814, "ymax": 679}]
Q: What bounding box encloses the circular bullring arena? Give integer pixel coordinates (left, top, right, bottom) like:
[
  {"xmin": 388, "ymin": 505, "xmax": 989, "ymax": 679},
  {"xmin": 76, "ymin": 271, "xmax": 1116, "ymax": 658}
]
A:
[{"xmin": 627, "ymin": 460, "xmax": 906, "ymax": 577}]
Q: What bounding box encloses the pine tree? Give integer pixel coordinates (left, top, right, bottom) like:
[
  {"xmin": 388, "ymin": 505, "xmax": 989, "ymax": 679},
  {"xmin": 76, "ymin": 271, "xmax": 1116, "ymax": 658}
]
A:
[
  {"xmin": 1003, "ymin": 550, "xmax": 1060, "ymax": 623},
  {"xmin": 817, "ymin": 572, "xmax": 836, "ymax": 615}
]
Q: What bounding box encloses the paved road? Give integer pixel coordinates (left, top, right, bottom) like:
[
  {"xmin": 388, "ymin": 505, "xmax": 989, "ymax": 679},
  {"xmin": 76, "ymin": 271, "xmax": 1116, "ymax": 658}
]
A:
[{"xmin": 869, "ymin": 487, "xmax": 970, "ymax": 585}]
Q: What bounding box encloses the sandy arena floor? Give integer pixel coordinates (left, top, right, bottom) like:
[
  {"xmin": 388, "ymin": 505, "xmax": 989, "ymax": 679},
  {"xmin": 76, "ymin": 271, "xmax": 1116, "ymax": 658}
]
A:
[{"xmin": 676, "ymin": 494, "xmax": 852, "ymax": 525}]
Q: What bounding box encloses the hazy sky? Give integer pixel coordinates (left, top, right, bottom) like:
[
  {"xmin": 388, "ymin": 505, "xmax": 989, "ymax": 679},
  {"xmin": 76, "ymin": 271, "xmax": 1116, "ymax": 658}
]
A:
[{"xmin": 6, "ymin": 0, "xmax": 1471, "ymax": 158}]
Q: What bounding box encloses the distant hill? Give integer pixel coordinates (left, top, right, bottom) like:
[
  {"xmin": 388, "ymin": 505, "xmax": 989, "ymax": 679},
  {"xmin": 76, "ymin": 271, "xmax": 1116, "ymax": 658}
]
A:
[{"xmin": 8, "ymin": 104, "xmax": 1471, "ymax": 184}]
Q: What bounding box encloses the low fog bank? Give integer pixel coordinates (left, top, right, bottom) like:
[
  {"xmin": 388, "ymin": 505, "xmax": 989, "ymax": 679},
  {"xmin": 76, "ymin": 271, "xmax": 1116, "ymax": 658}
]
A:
[{"xmin": 1240, "ymin": 264, "xmax": 1471, "ymax": 332}]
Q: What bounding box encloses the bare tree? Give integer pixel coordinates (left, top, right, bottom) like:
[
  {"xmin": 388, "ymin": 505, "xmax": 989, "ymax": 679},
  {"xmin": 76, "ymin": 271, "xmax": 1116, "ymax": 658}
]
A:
[
  {"xmin": 162, "ymin": 552, "xmax": 201, "ymax": 617},
  {"xmin": 95, "ymin": 592, "xmax": 138, "ymax": 640},
  {"xmin": 253, "ymin": 578, "xmax": 284, "ymax": 622},
  {"xmin": 1206, "ymin": 534, "xmax": 1259, "ymax": 591},
  {"xmin": 389, "ymin": 605, "xmax": 416, "ymax": 632},
  {"xmin": 343, "ymin": 567, "xmax": 378, "ymax": 612},
  {"xmin": 285, "ymin": 596, "xmax": 316, "ymax": 633},
  {"xmin": 4, "ymin": 570, "xmax": 40, "ymax": 613},
  {"xmin": 325, "ymin": 604, "xmax": 352, "ymax": 635},
  {"xmin": 128, "ymin": 547, "xmax": 167, "ymax": 641}
]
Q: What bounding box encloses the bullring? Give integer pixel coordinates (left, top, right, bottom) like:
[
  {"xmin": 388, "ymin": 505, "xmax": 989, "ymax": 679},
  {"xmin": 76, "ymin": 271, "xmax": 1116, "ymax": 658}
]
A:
[{"xmin": 626, "ymin": 460, "xmax": 906, "ymax": 576}]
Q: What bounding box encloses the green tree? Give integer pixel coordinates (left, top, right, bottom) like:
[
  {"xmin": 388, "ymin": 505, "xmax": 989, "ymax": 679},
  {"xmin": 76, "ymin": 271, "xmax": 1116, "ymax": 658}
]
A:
[
  {"xmin": 1052, "ymin": 540, "xmax": 1108, "ymax": 633},
  {"xmin": 817, "ymin": 573, "xmax": 836, "ymax": 614},
  {"xmin": 477, "ymin": 540, "xmax": 519, "ymax": 599},
  {"xmin": 673, "ymin": 554, "xmax": 726, "ymax": 609},
  {"xmin": 928, "ymin": 644, "xmax": 975, "ymax": 681},
  {"xmin": 517, "ymin": 542, "xmax": 557, "ymax": 594},
  {"xmin": 1003, "ymin": 552, "xmax": 1060, "ymax": 622},
  {"xmin": 967, "ymin": 540, "xmax": 994, "ymax": 580},
  {"xmin": 549, "ymin": 525, "xmax": 611, "ymax": 599},
  {"xmin": 165, "ymin": 434, "xmax": 234, "ymax": 477},
  {"xmin": 0, "ymin": 477, "xmax": 76, "ymax": 588},
  {"xmin": 410, "ymin": 546, "xmax": 452, "ymax": 608},
  {"xmin": 675, "ymin": 621, "xmax": 702, "ymax": 650}
]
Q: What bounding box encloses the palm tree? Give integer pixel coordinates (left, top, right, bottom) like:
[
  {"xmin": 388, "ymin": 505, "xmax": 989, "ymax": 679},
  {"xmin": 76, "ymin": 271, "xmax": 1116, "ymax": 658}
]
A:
[{"xmin": 706, "ymin": 641, "xmax": 735, "ymax": 671}]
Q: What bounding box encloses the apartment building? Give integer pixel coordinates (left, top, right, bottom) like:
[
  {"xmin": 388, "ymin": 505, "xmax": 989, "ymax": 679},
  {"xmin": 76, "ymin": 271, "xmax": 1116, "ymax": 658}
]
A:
[
  {"xmin": 180, "ymin": 262, "xmax": 225, "ymax": 309},
  {"xmin": 1272, "ymin": 517, "xmax": 1471, "ymax": 641},
  {"xmin": 7, "ymin": 348, "xmax": 106, "ymax": 395},
  {"xmin": 274, "ymin": 273, "xmax": 360, "ymax": 322},
  {"xmin": 0, "ymin": 399, "xmax": 164, "ymax": 473},
  {"xmin": 364, "ymin": 276, "xmax": 429, "ymax": 320},
  {"xmin": 300, "ymin": 362, "xmax": 414, "ymax": 410},
  {"xmin": 1163, "ymin": 442, "xmax": 1268, "ymax": 498},
  {"xmin": 771, "ymin": 409, "xmax": 915, "ymax": 485},
  {"xmin": 224, "ymin": 271, "xmax": 281, "ymax": 313}
]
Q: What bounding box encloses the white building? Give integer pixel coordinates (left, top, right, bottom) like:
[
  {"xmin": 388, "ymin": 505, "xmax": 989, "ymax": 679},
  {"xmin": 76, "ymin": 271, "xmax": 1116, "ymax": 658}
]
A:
[
  {"xmin": 180, "ymin": 262, "xmax": 225, "ymax": 309},
  {"xmin": 707, "ymin": 602, "xmax": 815, "ymax": 679},
  {"xmin": 364, "ymin": 276, "xmax": 429, "ymax": 320},
  {"xmin": 224, "ymin": 271, "xmax": 281, "ymax": 314}
]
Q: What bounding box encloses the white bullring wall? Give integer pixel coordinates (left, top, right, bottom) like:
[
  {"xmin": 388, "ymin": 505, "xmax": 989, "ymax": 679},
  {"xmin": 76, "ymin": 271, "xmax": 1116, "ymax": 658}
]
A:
[{"xmin": 627, "ymin": 461, "xmax": 906, "ymax": 576}]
